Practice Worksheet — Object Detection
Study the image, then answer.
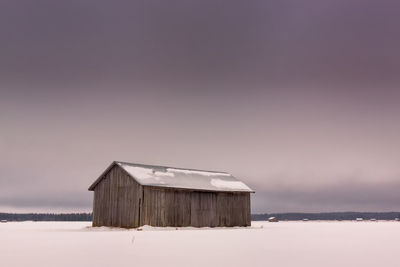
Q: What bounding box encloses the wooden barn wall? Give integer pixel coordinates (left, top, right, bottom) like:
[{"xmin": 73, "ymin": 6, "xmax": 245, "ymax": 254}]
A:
[
  {"xmin": 92, "ymin": 165, "xmax": 142, "ymax": 228},
  {"xmin": 141, "ymin": 187, "xmax": 251, "ymax": 227}
]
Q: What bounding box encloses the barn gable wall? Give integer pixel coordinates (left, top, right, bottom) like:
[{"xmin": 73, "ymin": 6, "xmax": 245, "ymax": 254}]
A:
[{"xmin": 92, "ymin": 165, "xmax": 142, "ymax": 228}]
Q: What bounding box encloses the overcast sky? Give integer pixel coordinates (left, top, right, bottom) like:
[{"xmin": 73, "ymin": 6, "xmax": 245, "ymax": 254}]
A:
[{"xmin": 1, "ymin": 0, "xmax": 400, "ymax": 213}]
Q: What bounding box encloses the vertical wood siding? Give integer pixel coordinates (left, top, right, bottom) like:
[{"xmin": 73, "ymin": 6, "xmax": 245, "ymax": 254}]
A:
[
  {"xmin": 92, "ymin": 165, "xmax": 142, "ymax": 228},
  {"xmin": 92, "ymin": 165, "xmax": 251, "ymax": 228},
  {"xmin": 141, "ymin": 187, "xmax": 251, "ymax": 227}
]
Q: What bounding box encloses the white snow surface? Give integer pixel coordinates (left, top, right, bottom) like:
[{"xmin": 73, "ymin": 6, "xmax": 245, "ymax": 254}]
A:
[
  {"xmin": 116, "ymin": 162, "xmax": 253, "ymax": 192},
  {"xmin": 2, "ymin": 221, "xmax": 400, "ymax": 267}
]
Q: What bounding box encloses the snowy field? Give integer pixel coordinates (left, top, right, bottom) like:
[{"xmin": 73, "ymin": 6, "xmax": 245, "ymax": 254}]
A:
[{"xmin": 1, "ymin": 221, "xmax": 399, "ymax": 267}]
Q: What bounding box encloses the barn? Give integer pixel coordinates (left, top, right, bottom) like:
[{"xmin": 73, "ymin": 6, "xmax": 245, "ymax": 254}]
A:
[{"xmin": 88, "ymin": 161, "xmax": 254, "ymax": 228}]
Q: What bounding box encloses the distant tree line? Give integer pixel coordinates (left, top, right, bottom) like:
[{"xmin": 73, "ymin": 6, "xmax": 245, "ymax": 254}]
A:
[
  {"xmin": 252, "ymin": 212, "xmax": 400, "ymax": 221},
  {"xmin": 0, "ymin": 213, "xmax": 92, "ymax": 221}
]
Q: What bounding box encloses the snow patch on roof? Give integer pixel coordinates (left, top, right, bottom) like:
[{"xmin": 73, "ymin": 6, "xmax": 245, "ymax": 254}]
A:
[
  {"xmin": 167, "ymin": 168, "xmax": 230, "ymax": 177},
  {"xmin": 122, "ymin": 165, "xmax": 154, "ymax": 180},
  {"xmin": 210, "ymin": 178, "xmax": 252, "ymax": 191},
  {"xmin": 154, "ymin": 171, "xmax": 175, "ymax": 177},
  {"xmin": 121, "ymin": 165, "xmax": 167, "ymax": 184}
]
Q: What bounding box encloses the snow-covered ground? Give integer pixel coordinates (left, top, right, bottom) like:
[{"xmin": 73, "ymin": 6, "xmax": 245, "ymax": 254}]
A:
[{"xmin": 1, "ymin": 221, "xmax": 399, "ymax": 267}]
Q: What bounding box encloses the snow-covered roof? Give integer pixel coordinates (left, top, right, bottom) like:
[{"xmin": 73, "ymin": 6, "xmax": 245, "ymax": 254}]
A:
[{"xmin": 89, "ymin": 161, "xmax": 254, "ymax": 193}]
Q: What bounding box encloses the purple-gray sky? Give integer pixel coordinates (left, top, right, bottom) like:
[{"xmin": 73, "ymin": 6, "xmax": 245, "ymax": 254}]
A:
[{"xmin": 1, "ymin": 0, "xmax": 400, "ymax": 213}]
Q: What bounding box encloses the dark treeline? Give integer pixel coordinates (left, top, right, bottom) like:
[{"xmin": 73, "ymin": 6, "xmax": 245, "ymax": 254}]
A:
[
  {"xmin": 252, "ymin": 212, "xmax": 400, "ymax": 221},
  {"xmin": 0, "ymin": 213, "xmax": 92, "ymax": 221}
]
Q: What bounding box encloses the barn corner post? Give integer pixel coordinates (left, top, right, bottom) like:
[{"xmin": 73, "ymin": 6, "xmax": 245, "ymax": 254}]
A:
[
  {"xmin": 88, "ymin": 161, "xmax": 254, "ymax": 228},
  {"xmin": 91, "ymin": 190, "xmax": 95, "ymax": 227},
  {"xmin": 88, "ymin": 176, "xmax": 98, "ymax": 227},
  {"xmin": 137, "ymin": 187, "xmax": 144, "ymax": 227},
  {"xmin": 247, "ymin": 191, "xmax": 252, "ymax": 226}
]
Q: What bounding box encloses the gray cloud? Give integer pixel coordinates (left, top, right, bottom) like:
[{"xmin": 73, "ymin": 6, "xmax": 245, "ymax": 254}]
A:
[
  {"xmin": 1, "ymin": 0, "xmax": 399, "ymax": 86},
  {"xmin": 1, "ymin": 0, "xmax": 400, "ymax": 212}
]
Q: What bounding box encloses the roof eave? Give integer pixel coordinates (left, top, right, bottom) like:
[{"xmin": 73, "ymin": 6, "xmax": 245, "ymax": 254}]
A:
[{"xmin": 137, "ymin": 184, "xmax": 254, "ymax": 193}]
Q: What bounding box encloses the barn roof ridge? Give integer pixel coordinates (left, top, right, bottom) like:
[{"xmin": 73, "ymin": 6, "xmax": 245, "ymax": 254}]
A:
[{"xmin": 114, "ymin": 160, "xmax": 230, "ymax": 175}]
